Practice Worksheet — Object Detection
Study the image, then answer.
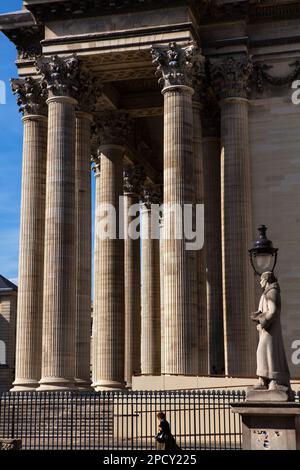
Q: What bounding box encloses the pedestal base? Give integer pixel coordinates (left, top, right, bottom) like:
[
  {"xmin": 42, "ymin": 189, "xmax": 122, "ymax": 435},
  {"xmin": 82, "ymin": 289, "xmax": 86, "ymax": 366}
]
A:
[
  {"xmin": 231, "ymin": 402, "xmax": 300, "ymax": 450},
  {"xmin": 10, "ymin": 379, "xmax": 39, "ymax": 392},
  {"xmin": 92, "ymin": 379, "xmax": 126, "ymax": 391},
  {"xmin": 74, "ymin": 378, "xmax": 92, "ymax": 391},
  {"xmin": 246, "ymin": 386, "xmax": 295, "ymax": 402},
  {"xmin": 37, "ymin": 377, "xmax": 75, "ymax": 391}
]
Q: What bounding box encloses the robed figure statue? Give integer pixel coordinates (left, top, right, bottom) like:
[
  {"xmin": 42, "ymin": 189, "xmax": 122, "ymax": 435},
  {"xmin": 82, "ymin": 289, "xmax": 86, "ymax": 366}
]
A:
[{"xmin": 250, "ymin": 271, "xmax": 293, "ymax": 399}]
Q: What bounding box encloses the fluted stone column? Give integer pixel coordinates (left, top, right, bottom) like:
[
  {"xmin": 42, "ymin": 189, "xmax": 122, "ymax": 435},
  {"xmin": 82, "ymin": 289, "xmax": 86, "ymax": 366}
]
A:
[
  {"xmin": 140, "ymin": 185, "xmax": 161, "ymax": 376},
  {"xmin": 193, "ymin": 97, "xmax": 208, "ymax": 375},
  {"xmin": 36, "ymin": 55, "xmax": 79, "ymax": 390},
  {"xmin": 159, "ymin": 216, "xmax": 165, "ymax": 372},
  {"xmin": 151, "ymin": 42, "xmax": 201, "ymax": 375},
  {"xmin": 75, "ymin": 67, "xmax": 101, "ymax": 389},
  {"xmin": 201, "ymin": 109, "xmax": 224, "ymax": 375},
  {"xmin": 123, "ymin": 166, "xmax": 145, "ymax": 387},
  {"xmin": 74, "ymin": 111, "xmax": 93, "ymax": 390},
  {"xmin": 210, "ymin": 56, "xmax": 256, "ymax": 376},
  {"xmin": 10, "ymin": 78, "xmax": 47, "ymax": 391},
  {"xmin": 92, "ymin": 111, "xmax": 131, "ymax": 391}
]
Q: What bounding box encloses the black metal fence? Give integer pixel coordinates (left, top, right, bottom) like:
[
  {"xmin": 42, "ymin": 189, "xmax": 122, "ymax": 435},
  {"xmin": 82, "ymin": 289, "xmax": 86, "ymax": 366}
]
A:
[{"xmin": 1, "ymin": 389, "xmax": 298, "ymax": 451}]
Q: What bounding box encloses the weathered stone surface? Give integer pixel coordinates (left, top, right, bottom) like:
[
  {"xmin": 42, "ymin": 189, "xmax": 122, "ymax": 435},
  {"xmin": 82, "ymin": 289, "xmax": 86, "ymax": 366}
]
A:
[
  {"xmin": 246, "ymin": 387, "xmax": 293, "ymax": 402},
  {"xmin": 11, "ymin": 113, "xmax": 47, "ymax": 392},
  {"xmin": 38, "ymin": 95, "xmax": 77, "ymax": 391}
]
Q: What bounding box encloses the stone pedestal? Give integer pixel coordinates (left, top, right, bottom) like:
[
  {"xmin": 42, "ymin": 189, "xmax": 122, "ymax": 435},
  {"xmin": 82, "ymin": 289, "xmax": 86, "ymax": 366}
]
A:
[{"xmin": 231, "ymin": 402, "xmax": 300, "ymax": 450}]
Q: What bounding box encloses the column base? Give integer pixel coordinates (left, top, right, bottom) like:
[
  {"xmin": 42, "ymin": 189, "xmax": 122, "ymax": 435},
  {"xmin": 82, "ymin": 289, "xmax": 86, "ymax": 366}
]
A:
[
  {"xmin": 74, "ymin": 378, "xmax": 92, "ymax": 391},
  {"xmin": 92, "ymin": 379, "xmax": 126, "ymax": 391},
  {"xmin": 37, "ymin": 377, "xmax": 75, "ymax": 391},
  {"xmin": 10, "ymin": 379, "xmax": 39, "ymax": 392}
]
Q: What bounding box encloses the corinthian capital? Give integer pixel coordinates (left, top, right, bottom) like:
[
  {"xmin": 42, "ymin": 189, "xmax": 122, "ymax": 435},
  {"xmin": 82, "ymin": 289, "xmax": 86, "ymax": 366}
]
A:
[
  {"xmin": 36, "ymin": 54, "xmax": 80, "ymax": 99},
  {"xmin": 210, "ymin": 55, "xmax": 253, "ymax": 100},
  {"xmin": 94, "ymin": 110, "xmax": 133, "ymax": 147},
  {"xmin": 123, "ymin": 165, "xmax": 146, "ymax": 196},
  {"xmin": 141, "ymin": 184, "xmax": 162, "ymax": 209},
  {"xmin": 91, "ymin": 154, "xmax": 101, "ymax": 176},
  {"xmin": 151, "ymin": 42, "xmax": 204, "ymax": 90},
  {"xmin": 77, "ymin": 63, "xmax": 103, "ymax": 114},
  {"xmin": 11, "ymin": 77, "xmax": 48, "ymax": 116}
]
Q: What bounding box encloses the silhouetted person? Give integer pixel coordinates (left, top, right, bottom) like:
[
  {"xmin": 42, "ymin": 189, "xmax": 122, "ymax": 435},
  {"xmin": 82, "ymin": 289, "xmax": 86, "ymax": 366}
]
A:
[{"xmin": 155, "ymin": 412, "xmax": 181, "ymax": 450}]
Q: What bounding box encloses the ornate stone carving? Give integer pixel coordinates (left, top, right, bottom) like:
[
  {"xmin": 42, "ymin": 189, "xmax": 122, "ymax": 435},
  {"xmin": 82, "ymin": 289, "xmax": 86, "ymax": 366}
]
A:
[
  {"xmin": 123, "ymin": 165, "xmax": 146, "ymax": 196},
  {"xmin": 91, "ymin": 154, "xmax": 101, "ymax": 176},
  {"xmin": 209, "ymin": 55, "xmax": 253, "ymax": 99},
  {"xmin": 151, "ymin": 42, "xmax": 204, "ymax": 90},
  {"xmin": 93, "ymin": 110, "xmax": 133, "ymax": 147},
  {"xmin": 77, "ymin": 63, "xmax": 103, "ymax": 114},
  {"xmin": 26, "ymin": 0, "xmax": 192, "ymax": 22},
  {"xmin": 36, "ymin": 54, "xmax": 80, "ymax": 99},
  {"xmin": 141, "ymin": 184, "xmax": 162, "ymax": 209},
  {"xmin": 253, "ymin": 61, "xmax": 300, "ymax": 92},
  {"xmin": 11, "ymin": 77, "xmax": 48, "ymax": 116},
  {"xmin": 12, "ymin": 26, "xmax": 44, "ymax": 62}
]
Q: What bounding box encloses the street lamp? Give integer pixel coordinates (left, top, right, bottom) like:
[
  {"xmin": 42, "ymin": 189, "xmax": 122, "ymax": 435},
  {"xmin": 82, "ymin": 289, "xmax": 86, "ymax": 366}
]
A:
[{"xmin": 249, "ymin": 225, "xmax": 278, "ymax": 276}]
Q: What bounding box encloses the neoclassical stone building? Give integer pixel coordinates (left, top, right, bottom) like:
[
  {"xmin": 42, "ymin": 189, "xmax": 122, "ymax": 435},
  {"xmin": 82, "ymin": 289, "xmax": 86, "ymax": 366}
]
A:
[
  {"xmin": 1, "ymin": 0, "xmax": 300, "ymax": 391},
  {"xmin": 0, "ymin": 276, "xmax": 17, "ymax": 393}
]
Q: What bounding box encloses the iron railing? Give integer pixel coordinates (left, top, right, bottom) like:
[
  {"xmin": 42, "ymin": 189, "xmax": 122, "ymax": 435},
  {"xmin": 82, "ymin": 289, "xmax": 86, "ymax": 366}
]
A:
[{"xmin": 1, "ymin": 390, "xmax": 298, "ymax": 450}]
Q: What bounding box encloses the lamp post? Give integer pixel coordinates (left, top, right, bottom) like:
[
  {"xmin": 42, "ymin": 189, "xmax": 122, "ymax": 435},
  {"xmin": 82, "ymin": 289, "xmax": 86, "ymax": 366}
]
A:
[{"xmin": 249, "ymin": 225, "xmax": 278, "ymax": 276}]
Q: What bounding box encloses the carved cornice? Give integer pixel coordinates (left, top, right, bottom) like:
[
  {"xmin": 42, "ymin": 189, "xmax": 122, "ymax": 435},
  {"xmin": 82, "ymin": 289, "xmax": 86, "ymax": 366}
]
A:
[
  {"xmin": 253, "ymin": 60, "xmax": 300, "ymax": 92},
  {"xmin": 36, "ymin": 54, "xmax": 80, "ymax": 99},
  {"xmin": 123, "ymin": 165, "xmax": 146, "ymax": 196},
  {"xmin": 209, "ymin": 55, "xmax": 253, "ymax": 100},
  {"xmin": 151, "ymin": 42, "xmax": 203, "ymax": 90},
  {"xmin": 24, "ymin": 0, "xmax": 189, "ymax": 22},
  {"xmin": 10, "ymin": 26, "xmax": 43, "ymax": 62},
  {"xmin": 93, "ymin": 110, "xmax": 133, "ymax": 147},
  {"xmin": 141, "ymin": 184, "xmax": 162, "ymax": 208},
  {"xmin": 11, "ymin": 77, "xmax": 48, "ymax": 116},
  {"xmin": 200, "ymin": 0, "xmax": 300, "ymax": 23}
]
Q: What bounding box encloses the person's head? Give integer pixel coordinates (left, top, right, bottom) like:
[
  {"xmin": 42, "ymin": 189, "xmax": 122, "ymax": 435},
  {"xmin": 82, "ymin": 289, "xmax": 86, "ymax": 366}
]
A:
[
  {"xmin": 156, "ymin": 411, "xmax": 166, "ymax": 421},
  {"xmin": 260, "ymin": 271, "xmax": 277, "ymax": 289}
]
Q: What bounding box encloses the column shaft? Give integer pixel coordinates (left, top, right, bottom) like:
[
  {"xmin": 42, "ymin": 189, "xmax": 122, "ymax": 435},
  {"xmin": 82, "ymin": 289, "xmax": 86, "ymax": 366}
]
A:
[
  {"xmin": 12, "ymin": 115, "xmax": 47, "ymax": 391},
  {"xmin": 124, "ymin": 193, "xmax": 141, "ymax": 387},
  {"xmin": 39, "ymin": 96, "xmax": 77, "ymax": 390},
  {"xmin": 193, "ymin": 101, "xmax": 208, "ymax": 375},
  {"xmin": 162, "ymin": 87, "xmax": 198, "ymax": 375},
  {"xmin": 202, "ymin": 135, "xmax": 224, "ymax": 375},
  {"xmin": 92, "ymin": 146, "xmax": 125, "ymax": 390},
  {"xmin": 75, "ymin": 112, "xmax": 92, "ymax": 389},
  {"xmin": 221, "ymin": 97, "xmax": 256, "ymax": 376},
  {"xmin": 141, "ymin": 206, "xmax": 161, "ymax": 375}
]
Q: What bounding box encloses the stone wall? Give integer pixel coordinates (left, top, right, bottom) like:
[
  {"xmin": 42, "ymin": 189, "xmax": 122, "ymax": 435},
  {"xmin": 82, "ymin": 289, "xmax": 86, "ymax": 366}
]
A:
[{"xmin": 249, "ymin": 91, "xmax": 300, "ymax": 378}]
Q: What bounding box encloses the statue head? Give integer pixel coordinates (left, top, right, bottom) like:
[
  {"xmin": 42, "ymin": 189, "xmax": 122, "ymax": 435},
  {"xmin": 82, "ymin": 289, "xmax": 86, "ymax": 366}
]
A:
[{"xmin": 260, "ymin": 271, "xmax": 277, "ymax": 289}]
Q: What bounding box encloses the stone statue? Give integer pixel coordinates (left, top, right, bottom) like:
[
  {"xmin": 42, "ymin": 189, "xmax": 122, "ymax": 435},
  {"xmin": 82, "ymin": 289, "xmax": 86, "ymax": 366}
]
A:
[{"xmin": 248, "ymin": 271, "xmax": 294, "ymax": 401}]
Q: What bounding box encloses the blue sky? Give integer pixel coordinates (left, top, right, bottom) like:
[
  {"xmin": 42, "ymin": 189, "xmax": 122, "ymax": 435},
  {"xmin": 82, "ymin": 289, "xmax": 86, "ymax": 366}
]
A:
[{"xmin": 0, "ymin": 1, "xmax": 23, "ymax": 283}]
